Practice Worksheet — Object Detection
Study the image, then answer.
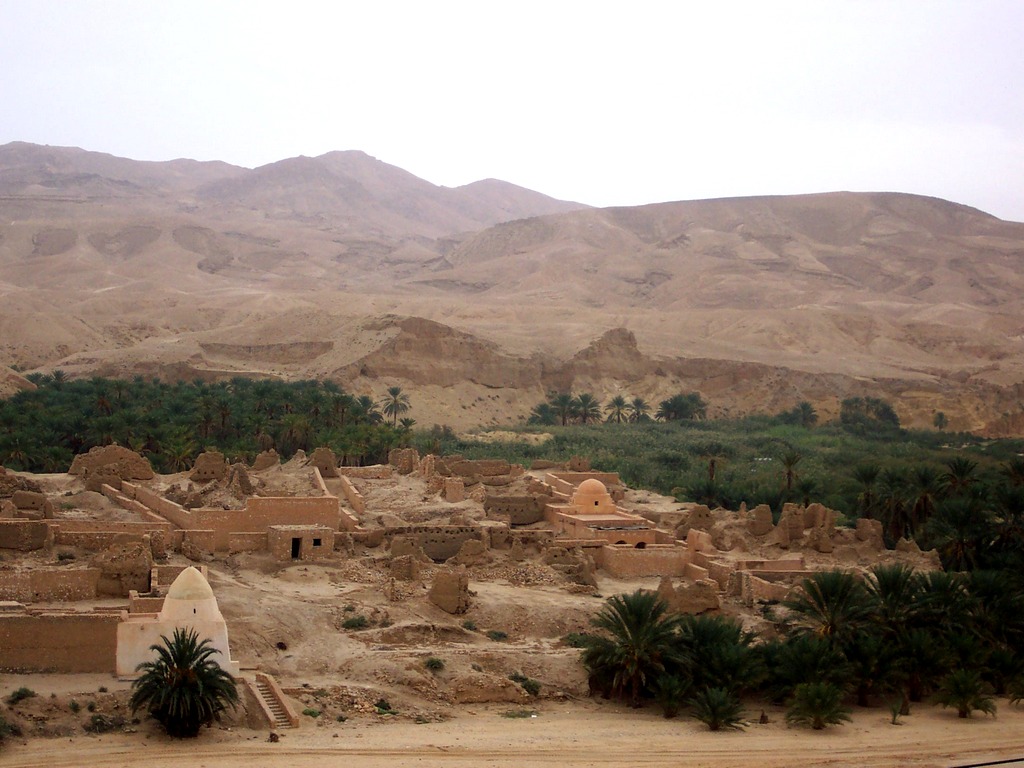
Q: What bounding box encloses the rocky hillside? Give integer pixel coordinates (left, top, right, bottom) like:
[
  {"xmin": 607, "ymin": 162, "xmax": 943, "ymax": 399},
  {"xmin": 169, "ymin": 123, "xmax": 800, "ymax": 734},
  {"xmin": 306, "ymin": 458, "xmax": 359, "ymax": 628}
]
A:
[{"xmin": 1, "ymin": 142, "xmax": 1023, "ymax": 434}]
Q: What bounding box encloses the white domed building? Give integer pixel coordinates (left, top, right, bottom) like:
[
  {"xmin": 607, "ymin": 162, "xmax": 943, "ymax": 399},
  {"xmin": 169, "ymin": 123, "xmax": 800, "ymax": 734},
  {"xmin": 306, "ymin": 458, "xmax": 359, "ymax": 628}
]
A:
[{"xmin": 116, "ymin": 566, "xmax": 239, "ymax": 677}]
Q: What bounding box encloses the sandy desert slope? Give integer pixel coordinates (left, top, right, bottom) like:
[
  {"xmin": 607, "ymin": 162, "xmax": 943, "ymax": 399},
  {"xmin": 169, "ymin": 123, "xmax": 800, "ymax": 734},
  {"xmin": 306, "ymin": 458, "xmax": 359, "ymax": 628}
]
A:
[{"xmin": 2, "ymin": 143, "xmax": 1023, "ymax": 433}]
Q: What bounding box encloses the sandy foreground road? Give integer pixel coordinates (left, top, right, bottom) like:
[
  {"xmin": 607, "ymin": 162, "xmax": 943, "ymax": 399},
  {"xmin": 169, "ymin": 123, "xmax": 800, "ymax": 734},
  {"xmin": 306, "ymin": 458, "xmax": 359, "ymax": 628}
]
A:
[{"xmin": 3, "ymin": 703, "xmax": 1023, "ymax": 768}]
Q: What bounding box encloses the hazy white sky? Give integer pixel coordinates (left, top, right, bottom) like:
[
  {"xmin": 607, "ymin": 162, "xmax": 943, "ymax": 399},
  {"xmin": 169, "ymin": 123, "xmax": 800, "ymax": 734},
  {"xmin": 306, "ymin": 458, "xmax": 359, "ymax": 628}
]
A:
[{"xmin": 3, "ymin": 1, "xmax": 1023, "ymax": 220}]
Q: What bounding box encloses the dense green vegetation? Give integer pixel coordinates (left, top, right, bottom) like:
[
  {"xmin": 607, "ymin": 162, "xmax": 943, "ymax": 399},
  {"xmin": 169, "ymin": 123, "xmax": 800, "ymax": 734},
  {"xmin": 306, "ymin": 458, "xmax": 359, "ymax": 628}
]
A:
[
  {"xmin": 582, "ymin": 566, "xmax": 1023, "ymax": 727},
  {"xmin": 419, "ymin": 408, "xmax": 1024, "ymax": 570},
  {"xmin": 0, "ymin": 374, "xmax": 411, "ymax": 473}
]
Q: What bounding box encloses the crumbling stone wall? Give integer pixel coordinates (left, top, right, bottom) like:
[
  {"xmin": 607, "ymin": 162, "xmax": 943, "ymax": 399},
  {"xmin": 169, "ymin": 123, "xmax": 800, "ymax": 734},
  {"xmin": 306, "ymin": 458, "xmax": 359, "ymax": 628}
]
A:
[
  {"xmin": 91, "ymin": 542, "xmax": 153, "ymax": 596},
  {"xmin": 0, "ymin": 466, "xmax": 42, "ymax": 496},
  {"xmin": 0, "ymin": 568, "xmax": 101, "ymax": 601},
  {"xmin": 0, "ymin": 612, "xmax": 118, "ymax": 672},
  {"xmin": 483, "ymin": 494, "xmax": 551, "ymax": 525},
  {"xmin": 428, "ymin": 566, "xmax": 471, "ymax": 614},
  {"xmin": 0, "ymin": 520, "xmax": 49, "ymax": 551},
  {"xmin": 190, "ymin": 450, "xmax": 228, "ymax": 482},
  {"xmin": 68, "ymin": 445, "xmax": 154, "ymax": 480},
  {"xmin": 308, "ymin": 447, "xmax": 339, "ymax": 478},
  {"xmin": 383, "ymin": 525, "xmax": 485, "ymax": 562},
  {"xmin": 657, "ymin": 576, "xmax": 721, "ymax": 614},
  {"xmin": 388, "ymin": 448, "xmax": 420, "ymax": 475},
  {"xmin": 11, "ymin": 490, "xmax": 54, "ymax": 519},
  {"xmin": 250, "ymin": 449, "xmax": 280, "ymax": 471}
]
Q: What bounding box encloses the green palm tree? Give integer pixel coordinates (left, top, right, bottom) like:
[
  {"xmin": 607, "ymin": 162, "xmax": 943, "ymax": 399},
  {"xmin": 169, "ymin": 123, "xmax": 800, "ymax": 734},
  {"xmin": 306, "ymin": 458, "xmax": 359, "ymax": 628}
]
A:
[
  {"xmin": 909, "ymin": 466, "xmax": 942, "ymax": 535},
  {"xmin": 690, "ymin": 687, "xmax": 746, "ymax": 731},
  {"xmin": 1002, "ymin": 457, "xmax": 1024, "ymax": 487},
  {"xmin": 780, "ymin": 451, "xmax": 802, "ymax": 493},
  {"xmin": 760, "ymin": 635, "xmax": 851, "ymax": 703},
  {"xmin": 785, "ymin": 682, "xmax": 851, "ymax": 730},
  {"xmin": 795, "ymin": 401, "xmax": 818, "ymax": 428},
  {"xmin": 627, "ymin": 397, "xmax": 651, "ymax": 423},
  {"xmin": 605, "ymin": 395, "xmax": 628, "ymax": 424},
  {"xmin": 866, "ymin": 563, "xmax": 922, "ymax": 638},
  {"xmin": 549, "ymin": 393, "xmax": 577, "ymax": 427},
  {"xmin": 853, "ymin": 464, "xmax": 881, "ymax": 519},
  {"xmin": 933, "ymin": 669, "xmax": 996, "ymax": 718},
  {"xmin": 129, "ymin": 628, "xmax": 238, "ymax": 738},
  {"xmin": 784, "ymin": 570, "xmax": 873, "ymax": 648},
  {"xmin": 942, "ymin": 456, "xmax": 979, "ymax": 498},
  {"xmin": 573, "ymin": 393, "xmax": 602, "ymax": 424},
  {"xmin": 379, "ymin": 386, "xmax": 411, "ymax": 427},
  {"xmin": 581, "ymin": 590, "xmax": 681, "ymax": 707}
]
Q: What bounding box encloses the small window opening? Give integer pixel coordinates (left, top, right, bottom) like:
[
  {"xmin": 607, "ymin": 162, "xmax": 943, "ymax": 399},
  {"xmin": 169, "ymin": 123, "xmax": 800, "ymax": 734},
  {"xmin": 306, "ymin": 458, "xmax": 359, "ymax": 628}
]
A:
[{"xmin": 313, "ymin": 538, "xmax": 322, "ymax": 547}]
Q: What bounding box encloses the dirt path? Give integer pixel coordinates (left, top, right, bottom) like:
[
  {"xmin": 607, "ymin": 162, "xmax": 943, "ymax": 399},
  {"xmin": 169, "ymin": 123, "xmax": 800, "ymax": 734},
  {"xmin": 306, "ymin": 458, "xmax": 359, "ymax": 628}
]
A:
[{"xmin": 3, "ymin": 702, "xmax": 1022, "ymax": 768}]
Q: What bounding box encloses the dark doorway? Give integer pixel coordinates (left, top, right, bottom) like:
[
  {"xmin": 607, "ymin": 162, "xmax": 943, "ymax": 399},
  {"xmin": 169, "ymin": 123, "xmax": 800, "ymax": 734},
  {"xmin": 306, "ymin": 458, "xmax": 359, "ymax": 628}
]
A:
[
  {"xmin": 291, "ymin": 537, "xmax": 301, "ymax": 559},
  {"xmin": 635, "ymin": 542, "xmax": 647, "ymax": 549}
]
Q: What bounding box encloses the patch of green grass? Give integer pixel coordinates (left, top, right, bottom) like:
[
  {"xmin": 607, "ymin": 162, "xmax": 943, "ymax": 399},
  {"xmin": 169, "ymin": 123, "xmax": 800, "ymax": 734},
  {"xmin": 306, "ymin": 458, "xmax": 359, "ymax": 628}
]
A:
[
  {"xmin": 342, "ymin": 615, "xmax": 369, "ymax": 630},
  {"xmin": 509, "ymin": 672, "xmax": 540, "ymax": 696},
  {"xmin": 302, "ymin": 708, "xmax": 321, "ymax": 718},
  {"xmin": 461, "ymin": 619, "xmax": 478, "ymax": 631},
  {"xmin": 501, "ymin": 709, "xmax": 537, "ymax": 719}
]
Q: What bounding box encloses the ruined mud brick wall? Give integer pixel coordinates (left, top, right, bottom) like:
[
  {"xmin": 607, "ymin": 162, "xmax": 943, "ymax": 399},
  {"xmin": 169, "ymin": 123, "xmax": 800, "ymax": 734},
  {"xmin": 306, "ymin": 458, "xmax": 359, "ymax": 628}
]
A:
[
  {"xmin": 50, "ymin": 520, "xmax": 172, "ymax": 551},
  {"xmin": 100, "ymin": 484, "xmax": 154, "ymax": 518},
  {"xmin": 0, "ymin": 520, "xmax": 49, "ymax": 550},
  {"xmin": 335, "ymin": 476, "xmax": 365, "ymax": 515},
  {"xmin": 337, "ymin": 465, "xmax": 393, "ymax": 479},
  {"xmin": 151, "ymin": 564, "xmax": 207, "ymax": 594},
  {"xmin": 487, "ymin": 527, "xmax": 557, "ymax": 550},
  {"xmin": 433, "ymin": 457, "xmax": 522, "ymax": 486},
  {"xmin": 68, "ymin": 445, "xmax": 154, "ymax": 480},
  {"xmin": 228, "ymin": 532, "xmax": 267, "ymax": 554},
  {"xmin": 0, "ymin": 612, "xmax": 118, "ymax": 672},
  {"xmin": 740, "ymin": 572, "xmax": 795, "ymax": 605},
  {"xmin": 598, "ymin": 544, "xmax": 688, "ymax": 577},
  {"xmin": 122, "ymin": 483, "xmax": 193, "ymax": 528},
  {"xmin": 0, "ymin": 568, "xmax": 101, "ymax": 601},
  {"xmin": 483, "ymin": 495, "xmax": 550, "ymax": 525},
  {"xmin": 128, "ymin": 591, "xmax": 165, "ymax": 613},
  {"xmin": 384, "ymin": 525, "xmax": 485, "ymax": 562},
  {"xmin": 124, "ymin": 482, "xmax": 342, "ymax": 551},
  {"xmin": 704, "ymin": 559, "xmax": 738, "ymax": 591}
]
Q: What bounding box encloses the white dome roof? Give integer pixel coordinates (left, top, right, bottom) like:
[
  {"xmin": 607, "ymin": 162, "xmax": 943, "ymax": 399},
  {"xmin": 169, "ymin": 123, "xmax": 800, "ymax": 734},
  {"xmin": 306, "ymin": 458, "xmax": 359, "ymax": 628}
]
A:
[{"xmin": 165, "ymin": 567, "xmax": 214, "ymax": 601}]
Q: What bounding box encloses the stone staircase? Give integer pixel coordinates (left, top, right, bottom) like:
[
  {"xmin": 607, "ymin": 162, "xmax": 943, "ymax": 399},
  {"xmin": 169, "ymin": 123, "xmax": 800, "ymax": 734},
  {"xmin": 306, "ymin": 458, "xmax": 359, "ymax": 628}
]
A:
[{"xmin": 247, "ymin": 672, "xmax": 298, "ymax": 729}]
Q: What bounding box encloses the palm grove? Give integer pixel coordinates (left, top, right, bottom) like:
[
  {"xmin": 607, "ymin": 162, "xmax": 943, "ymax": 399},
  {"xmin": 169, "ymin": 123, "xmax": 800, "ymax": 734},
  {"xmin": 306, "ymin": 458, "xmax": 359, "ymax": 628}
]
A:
[
  {"xmin": 0, "ymin": 374, "xmax": 414, "ymax": 473},
  {"xmin": 3, "ymin": 376, "xmax": 1024, "ymax": 730}
]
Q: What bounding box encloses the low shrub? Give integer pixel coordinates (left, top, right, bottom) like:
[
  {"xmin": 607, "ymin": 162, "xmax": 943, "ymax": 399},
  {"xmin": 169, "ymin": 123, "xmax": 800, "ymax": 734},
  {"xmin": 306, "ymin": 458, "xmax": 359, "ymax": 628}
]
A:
[
  {"xmin": 487, "ymin": 630, "xmax": 508, "ymax": 642},
  {"xmin": 302, "ymin": 708, "xmax": 320, "ymax": 718},
  {"xmin": 501, "ymin": 709, "xmax": 537, "ymax": 719},
  {"xmin": 83, "ymin": 714, "xmax": 125, "ymax": 734},
  {"xmin": 424, "ymin": 657, "xmax": 445, "ymax": 672},
  {"xmin": 342, "ymin": 615, "xmax": 369, "ymax": 630},
  {"xmin": 6, "ymin": 687, "xmax": 36, "ymax": 705}
]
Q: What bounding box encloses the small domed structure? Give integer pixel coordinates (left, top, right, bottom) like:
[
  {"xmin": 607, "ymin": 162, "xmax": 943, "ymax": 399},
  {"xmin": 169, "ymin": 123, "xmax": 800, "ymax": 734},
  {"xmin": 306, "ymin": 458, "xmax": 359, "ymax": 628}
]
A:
[
  {"xmin": 577, "ymin": 478, "xmax": 608, "ymax": 495},
  {"xmin": 572, "ymin": 478, "xmax": 616, "ymax": 515},
  {"xmin": 165, "ymin": 566, "xmax": 215, "ymax": 601},
  {"xmin": 116, "ymin": 566, "xmax": 239, "ymax": 677}
]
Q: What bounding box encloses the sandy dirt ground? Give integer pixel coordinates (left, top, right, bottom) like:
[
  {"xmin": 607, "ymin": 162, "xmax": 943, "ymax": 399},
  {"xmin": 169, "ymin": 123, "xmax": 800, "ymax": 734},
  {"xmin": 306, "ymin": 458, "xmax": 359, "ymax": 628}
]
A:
[{"xmin": 2, "ymin": 699, "xmax": 1023, "ymax": 768}]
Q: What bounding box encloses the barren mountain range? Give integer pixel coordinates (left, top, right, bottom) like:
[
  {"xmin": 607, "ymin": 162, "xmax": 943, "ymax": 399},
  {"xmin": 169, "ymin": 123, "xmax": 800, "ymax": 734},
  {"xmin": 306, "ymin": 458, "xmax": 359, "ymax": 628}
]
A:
[{"xmin": 1, "ymin": 141, "xmax": 1023, "ymax": 435}]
